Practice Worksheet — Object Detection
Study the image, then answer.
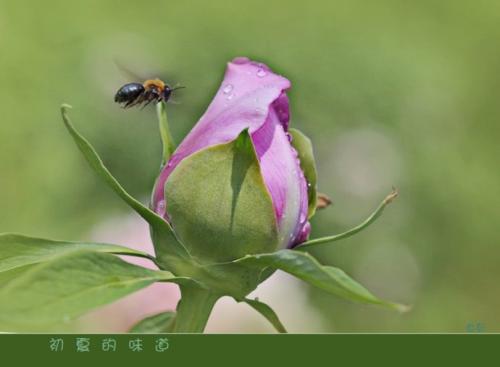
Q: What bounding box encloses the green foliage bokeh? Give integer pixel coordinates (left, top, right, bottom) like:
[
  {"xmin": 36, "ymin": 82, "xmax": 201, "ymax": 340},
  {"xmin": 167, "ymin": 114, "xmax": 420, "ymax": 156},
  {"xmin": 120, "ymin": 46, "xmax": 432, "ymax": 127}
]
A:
[{"xmin": 1, "ymin": 0, "xmax": 499, "ymax": 332}]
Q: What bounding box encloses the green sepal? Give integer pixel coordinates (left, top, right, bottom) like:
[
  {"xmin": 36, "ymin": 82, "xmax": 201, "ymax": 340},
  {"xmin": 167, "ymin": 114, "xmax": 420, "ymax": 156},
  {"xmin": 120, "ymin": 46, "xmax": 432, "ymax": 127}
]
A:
[
  {"xmin": 156, "ymin": 101, "xmax": 176, "ymax": 166},
  {"xmin": 242, "ymin": 298, "xmax": 287, "ymax": 333},
  {"xmin": 60, "ymin": 105, "xmax": 190, "ymax": 268},
  {"xmin": 289, "ymin": 128, "xmax": 318, "ymax": 219},
  {"xmin": 192, "ymin": 261, "xmax": 265, "ymax": 299},
  {"xmin": 296, "ymin": 189, "xmax": 398, "ymax": 250},
  {"xmin": 164, "ymin": 129, "xmax": 279, "ymax": 264},
  {"xmin": 234, "ymin": 250, "xmax": 408, "ymax": 312}
]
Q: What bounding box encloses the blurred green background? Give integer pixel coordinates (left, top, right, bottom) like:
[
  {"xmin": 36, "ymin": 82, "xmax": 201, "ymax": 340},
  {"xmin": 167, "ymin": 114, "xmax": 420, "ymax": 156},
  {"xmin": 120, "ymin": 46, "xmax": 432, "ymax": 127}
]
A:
[{"xmin": 1, "ymin": 0, "xmax": 499, "ymax": 332}]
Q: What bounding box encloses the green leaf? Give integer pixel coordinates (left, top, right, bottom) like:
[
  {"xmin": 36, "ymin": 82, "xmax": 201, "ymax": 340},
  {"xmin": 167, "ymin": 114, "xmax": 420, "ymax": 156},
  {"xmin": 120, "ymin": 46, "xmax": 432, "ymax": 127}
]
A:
[
  {"xmin": 60, "ymin": 105, "xmax": 190, "ymax": 265},
  {"xmin": 0, "ymin": 233, "xmax": 153, "ymax": 273},
  {"xmin": 165, "ymin": 129, "xmax": 279, "ymax": 263},
  {"xmin": 289, "ymin": 128, "xmax": 318, "ymax": 219},
  {"xmin": 156, "ymin": 101, "xmax": 176, "ymax": 166},
  {"xmin": 129, "ymin": 311, "xmax": 176, "ymax": 333},
  {"xmin": 0, "ymin": 264, "xmax": 36, "ymax": 288},
  {"xmin": 236, "ymin": 250, "xmax": 408, "ymax": 312},
  {"xmin": 296, "ymin": 189, "xmax": 399, "ymax": 250},
  {"xmin": 242, "ymin": 298, "xmax": 287, "ymax": 333},
  {"xmin": 0, "ymin": 250, "xmax": 189, "ymax": 331}
]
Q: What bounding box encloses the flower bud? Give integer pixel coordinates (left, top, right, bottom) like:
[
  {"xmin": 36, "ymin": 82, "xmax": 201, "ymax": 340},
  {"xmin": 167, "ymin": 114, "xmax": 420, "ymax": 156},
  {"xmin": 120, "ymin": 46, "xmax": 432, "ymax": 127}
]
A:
[{"xmin": 152, "ymin": 58, "xmax": 310, "ymax": 263}]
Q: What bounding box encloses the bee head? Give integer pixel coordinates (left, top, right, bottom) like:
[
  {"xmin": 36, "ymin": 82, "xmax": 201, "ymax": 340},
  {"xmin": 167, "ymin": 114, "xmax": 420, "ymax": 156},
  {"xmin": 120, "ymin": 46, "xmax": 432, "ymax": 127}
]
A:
[{"xmin": 163, "ymin": 86, "xmax": 172, "ymax": 102}]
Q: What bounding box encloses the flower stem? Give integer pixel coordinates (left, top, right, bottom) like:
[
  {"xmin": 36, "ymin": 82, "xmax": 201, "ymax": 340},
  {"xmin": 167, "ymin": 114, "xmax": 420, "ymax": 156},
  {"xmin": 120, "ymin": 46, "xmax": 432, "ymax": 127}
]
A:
[
  {"xmin": 156, "ymin": 101, "xmax": 176, "ymax": 166},
  {"xmin": 173, "ymin": 285, "xmax": 220, "ymax": 333},
  {"xmin": 296, "ymin": 188, "xmax": 398, "ymax": 250}
]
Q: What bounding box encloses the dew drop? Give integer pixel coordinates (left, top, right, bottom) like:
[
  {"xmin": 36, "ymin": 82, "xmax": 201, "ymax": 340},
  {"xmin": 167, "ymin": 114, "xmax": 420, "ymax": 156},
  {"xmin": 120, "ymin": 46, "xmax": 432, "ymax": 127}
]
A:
[
  {"xmin": 226, "ymin": 93, "xmax": 234, "ymax": 100},
  {"xmin": 223, "ymin": 84, "xmax": 233, "ymax": 94},
  {"xmin": 256, "ymin": 68, "xmax": 267, "ymax": 77}
]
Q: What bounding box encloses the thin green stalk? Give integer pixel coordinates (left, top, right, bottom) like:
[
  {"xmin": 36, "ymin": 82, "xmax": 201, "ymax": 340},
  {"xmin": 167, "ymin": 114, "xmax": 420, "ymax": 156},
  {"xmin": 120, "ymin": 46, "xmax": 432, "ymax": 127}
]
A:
[
  {"xmin": 156, "ymin": 101, "xmax": 176, "ymax": 166},
  {"xmin": 296, "ymin": 188, "xmax": 398, "ymax": 250},
  {"xmin": 173, "ymin": 285, "xmax": 220, "ymax": 333}
]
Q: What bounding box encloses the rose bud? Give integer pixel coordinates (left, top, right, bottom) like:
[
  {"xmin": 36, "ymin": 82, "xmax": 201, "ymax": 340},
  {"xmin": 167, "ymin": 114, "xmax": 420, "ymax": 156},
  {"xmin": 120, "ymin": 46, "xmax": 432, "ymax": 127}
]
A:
[{"xmin": 152, "ymin": 57, "xmax": 311, "ymax": 263}]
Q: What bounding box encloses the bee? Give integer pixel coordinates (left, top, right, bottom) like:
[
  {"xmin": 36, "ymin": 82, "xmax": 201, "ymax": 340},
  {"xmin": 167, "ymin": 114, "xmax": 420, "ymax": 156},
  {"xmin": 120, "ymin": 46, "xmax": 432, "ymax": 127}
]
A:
[{"xmin": 114, "ymin": 78, "xmax": 183, "ymax": 108}]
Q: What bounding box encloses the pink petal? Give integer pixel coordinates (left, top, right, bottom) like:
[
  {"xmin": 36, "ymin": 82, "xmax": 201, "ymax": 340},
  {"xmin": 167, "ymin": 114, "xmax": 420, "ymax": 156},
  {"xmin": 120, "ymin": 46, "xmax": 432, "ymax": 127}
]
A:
[{"xmin": 153, "ymin": 57, "xmax": 309, "ymax": 247}]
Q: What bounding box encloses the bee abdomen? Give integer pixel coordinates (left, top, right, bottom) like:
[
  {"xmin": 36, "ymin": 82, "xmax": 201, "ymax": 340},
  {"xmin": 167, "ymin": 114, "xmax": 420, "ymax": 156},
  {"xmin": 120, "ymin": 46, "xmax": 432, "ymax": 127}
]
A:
[{"xmin": 114, "ymin": 83, "xmax": 145, "ymax": 103}]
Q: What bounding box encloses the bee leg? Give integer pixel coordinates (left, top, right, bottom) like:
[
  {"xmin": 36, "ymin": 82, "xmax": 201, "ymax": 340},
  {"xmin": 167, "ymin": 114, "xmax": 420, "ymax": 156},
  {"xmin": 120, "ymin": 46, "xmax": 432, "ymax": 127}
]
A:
[
  {"xmin": 123, "ymin": 99, "xmax": 137, "ymax": 108},
  {"xmin": 126, "ymin": 94, "xmax": 145, "ymax": 108},
  {"xmin": 140, "ymin": 96, "xmax": 155, "ymax": 110},
  {"xmin": 124, "ymin": 101, "xmax": 136, "ymax": 109}
]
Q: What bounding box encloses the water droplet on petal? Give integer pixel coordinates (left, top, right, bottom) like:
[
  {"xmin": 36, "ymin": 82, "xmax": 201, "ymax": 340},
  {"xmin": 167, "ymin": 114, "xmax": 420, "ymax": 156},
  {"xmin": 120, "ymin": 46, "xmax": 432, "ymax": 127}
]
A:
[
  {"xmin": 223, "ymin": 84, "xmax": 233, "ymax": 94},
  {"xmin": 226, "ymin": 93, "xmax": 234, "ymax": 100},
  {"xmin": 299, "ymin": 212, "xmax": 306, "ymax": 224},
  {"xmin": 256, "ymin": 68, "xmax": 267, "ymax": 77}
]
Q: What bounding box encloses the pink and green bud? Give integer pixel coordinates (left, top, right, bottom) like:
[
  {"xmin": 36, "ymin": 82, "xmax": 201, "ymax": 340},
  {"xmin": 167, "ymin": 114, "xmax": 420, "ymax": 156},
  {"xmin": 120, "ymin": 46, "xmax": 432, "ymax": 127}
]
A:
[{"xmin": 152, "ymin": 57, "xmax": 311, "ymax": 263}]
